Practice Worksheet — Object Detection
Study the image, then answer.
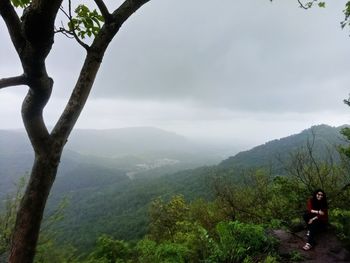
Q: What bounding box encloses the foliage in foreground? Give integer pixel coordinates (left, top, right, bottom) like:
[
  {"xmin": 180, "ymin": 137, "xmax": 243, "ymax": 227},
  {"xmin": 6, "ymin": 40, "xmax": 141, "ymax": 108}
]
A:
[
  {"xmin": 75, "ymin": 147, "xmax": 350, "ymax": 262},
  {"xmin": 81, "ymin": 211, "xmax": 278, "ymax": 263}
]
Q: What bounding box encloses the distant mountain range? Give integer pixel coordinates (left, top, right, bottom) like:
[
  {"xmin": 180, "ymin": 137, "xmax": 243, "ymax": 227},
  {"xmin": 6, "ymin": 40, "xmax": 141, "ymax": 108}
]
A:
[
  {"xmin": 0, "ymin": 127, "xmax": 226, "ymax": 196},
  {"xmin": 1, "ymin": 124, "xmax": 348, "ymax": 251},
  {"xmin": 1, "ymin": 124, "xmax": 347, "ymax": 197},
  {"xmin": 49, "ymin": 124, "xmax": 350, "ymax": 250}
]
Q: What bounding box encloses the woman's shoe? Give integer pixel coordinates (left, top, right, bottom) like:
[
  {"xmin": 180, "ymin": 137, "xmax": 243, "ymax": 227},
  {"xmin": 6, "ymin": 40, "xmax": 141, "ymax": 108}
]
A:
[{"xmin": 302, "ymin": 243, "xmax": 312, "ymax": 251}]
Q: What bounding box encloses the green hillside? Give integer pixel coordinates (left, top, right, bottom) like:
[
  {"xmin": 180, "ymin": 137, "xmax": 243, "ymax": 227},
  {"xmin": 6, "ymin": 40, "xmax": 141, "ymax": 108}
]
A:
[
  {"xmin": 220, "ymin": 124, "xmax": 346, "ymax": 171},
  {"xmin": 45, "ymin": 124, "xmax": 349, "ymax": 252},
  {"xmin": 0, "ymin": 125, "xmax": 344, "ymax": 258}
]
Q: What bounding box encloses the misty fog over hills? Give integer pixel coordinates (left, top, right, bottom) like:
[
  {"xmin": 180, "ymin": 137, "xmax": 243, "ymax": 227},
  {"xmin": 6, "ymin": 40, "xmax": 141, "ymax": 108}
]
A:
[
  {"xmin": 1, "ymin": 125, "xmax": 346, "ymax": 192},
  {"xmin": 0, "ymin": 124, "xmax": 348, "ymax": 250},
  {"xmin": 67, "ymin": 127, "xmax": 192, "ymax": 157},
  {"xmin": 0, "ymin": 124, "xmax": 345, "ymax": 195},
  {"xmin": 47, "ymin": 124, "xmax": 349, "ymax": 249},
  {"xmin": 0, "ymin": 127, "xmax": 233, "ymax": 196}
]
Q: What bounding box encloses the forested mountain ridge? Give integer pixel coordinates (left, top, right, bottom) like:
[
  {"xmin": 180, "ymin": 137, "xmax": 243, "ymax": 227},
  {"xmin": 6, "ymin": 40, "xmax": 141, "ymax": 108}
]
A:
[
  {"xmin": 44, "ymin": 124, "xmax": 349, "ymax": 251},
  {"xmin": 1, "ymin": 124, "xmax": 348, "ymax": 256},
  {"xmin": 219, "ymin": 124, "xmax": 347, "ymax": 170}
]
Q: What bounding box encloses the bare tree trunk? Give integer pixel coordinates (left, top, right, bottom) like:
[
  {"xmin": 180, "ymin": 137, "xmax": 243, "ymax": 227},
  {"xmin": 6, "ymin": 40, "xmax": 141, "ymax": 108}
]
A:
[{"xmin": 8, "ymin": 156, "xmax": 59, "ymax": 263}]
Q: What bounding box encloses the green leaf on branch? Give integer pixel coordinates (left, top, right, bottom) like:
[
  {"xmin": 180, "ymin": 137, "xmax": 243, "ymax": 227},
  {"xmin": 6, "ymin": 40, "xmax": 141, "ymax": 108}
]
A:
[
  {"xmin": 10, "ymin": 0, "xmax": 30, "ymax": 8},
  {"xmin": 318, "ymin": 2, "xmax": 326, "ymax": 8},
  {"xmin": 71, "ymin": 5, "xmax": 104, "ymax": 39},
  {"xmin": 341, "ymin": 1, "xmax": 350, "ymax": 29}
]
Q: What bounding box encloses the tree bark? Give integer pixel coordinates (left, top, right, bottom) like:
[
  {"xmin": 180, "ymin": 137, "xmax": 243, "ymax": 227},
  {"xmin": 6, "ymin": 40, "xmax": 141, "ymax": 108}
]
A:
[{"xmin": 8, "ymin": 156, "xmax": 59, "ymax": 263}]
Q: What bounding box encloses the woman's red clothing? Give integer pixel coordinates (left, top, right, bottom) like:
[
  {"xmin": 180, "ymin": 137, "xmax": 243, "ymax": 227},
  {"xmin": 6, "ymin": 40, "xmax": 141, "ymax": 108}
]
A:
[{"xmin": 306, "ymin": 198, "xmax": 328, "ymax": 223}]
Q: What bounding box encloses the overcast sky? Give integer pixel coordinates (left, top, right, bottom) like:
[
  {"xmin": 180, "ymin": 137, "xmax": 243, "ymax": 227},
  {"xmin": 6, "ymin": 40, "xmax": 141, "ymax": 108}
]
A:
[{"xmin": 1, "ymin": 0, "xmax": 350, "ymax": 150}]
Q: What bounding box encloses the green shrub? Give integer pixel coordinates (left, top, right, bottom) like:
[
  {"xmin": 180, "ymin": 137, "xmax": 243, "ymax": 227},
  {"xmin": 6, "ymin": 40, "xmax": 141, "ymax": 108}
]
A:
[
  {"xmin": 136, "ymin": 238, "xmax": 189, "ymax": 263},
  {"xmin": 86, "ymin": 235, "xmax": 132, "ymax": 263},
  {"xmin": 330, "ymin": 208, "xmax": 350, "ymax": 246},
  {"xmin": 210, "ymin": 221, "xmax": 276, "ymax": 263}
]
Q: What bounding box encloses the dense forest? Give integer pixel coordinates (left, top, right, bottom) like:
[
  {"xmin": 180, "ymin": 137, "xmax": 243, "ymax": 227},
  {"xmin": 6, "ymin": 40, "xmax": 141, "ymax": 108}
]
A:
[{"xmin": 0, "ymin": 124, "xmax": 349, "ymax": 262}]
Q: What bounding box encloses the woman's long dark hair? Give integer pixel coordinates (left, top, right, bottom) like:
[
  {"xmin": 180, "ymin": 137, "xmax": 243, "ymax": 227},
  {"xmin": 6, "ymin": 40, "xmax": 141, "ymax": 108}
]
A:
[{"xmin": 311, "ymin": 189, "xmax": 328, "ymax": 210}]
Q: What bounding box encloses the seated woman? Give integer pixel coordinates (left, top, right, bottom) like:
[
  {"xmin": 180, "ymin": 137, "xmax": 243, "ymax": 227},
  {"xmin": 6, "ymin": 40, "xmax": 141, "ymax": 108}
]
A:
[{"xmin": 302, "ymin": 189, "xmax": 328, "ymax": 251}]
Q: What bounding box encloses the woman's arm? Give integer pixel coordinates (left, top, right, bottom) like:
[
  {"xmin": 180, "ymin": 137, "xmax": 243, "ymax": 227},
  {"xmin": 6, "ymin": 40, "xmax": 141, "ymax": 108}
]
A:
[
  {"xmin": 310, "ymin": 209, "xmax": 324, "ymax": 215},
  {"xmin": 307, "ymin": 199, "xmax": 315, "ymax": 213},
  {"xmin": 308, "ymin": 216, "xmax": 318, "ymax": 224}
]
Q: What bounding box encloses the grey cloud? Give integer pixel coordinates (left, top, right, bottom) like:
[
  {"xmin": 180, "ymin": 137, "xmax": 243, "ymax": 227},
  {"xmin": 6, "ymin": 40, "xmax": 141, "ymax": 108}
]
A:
[
  {"xmin": 84, "ymin": 0, "xmax": 350, "ymax": 114},
  {"xmin": 1, "ymin": 0, "xmax": 349, "ymax": 118}
]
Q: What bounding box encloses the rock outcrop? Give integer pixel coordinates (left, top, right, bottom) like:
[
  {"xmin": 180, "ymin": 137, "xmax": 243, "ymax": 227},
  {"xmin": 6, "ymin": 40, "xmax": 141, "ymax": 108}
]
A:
[{"xmin": 272, "ymin": 229, "xmax": 350, "ymax": 262}]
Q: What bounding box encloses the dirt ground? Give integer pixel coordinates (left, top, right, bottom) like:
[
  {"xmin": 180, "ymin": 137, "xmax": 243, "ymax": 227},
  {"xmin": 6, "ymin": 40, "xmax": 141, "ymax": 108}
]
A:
[{"xmin": 272, "ymin": 228, "xmax": 350, "ymax": 262}]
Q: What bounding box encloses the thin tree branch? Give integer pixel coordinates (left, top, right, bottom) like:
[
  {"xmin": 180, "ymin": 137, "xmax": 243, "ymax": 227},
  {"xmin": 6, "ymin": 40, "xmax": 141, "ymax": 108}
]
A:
[
  {"xmin": 59, "ymin": 5, "xmax": 72, "ymax": 20},
  {"xmin": 344, "ymin": 96, "xmax": 350, "ymax": 107},
  {"xmin": 298, "ymin": 0, "xmax": 309, "ymax": 9},
  {"xmin": 111, "ymin": 0, "xmax": 151, "ymax": 25},
  {"xmin": 0, "ymin": 0, "xmax": 25, "ymax": 55},
  {"xmin": 57, "ymin": 0, "xmax": 90, "ymax": 51},
  {"xmin": 306, "ymin": 132, "xmax": 323, "ymax": 188},
  {"xmin": 0, "ymin": 75, "xmax": 28, "ymax": 89},
  {"xmin": 57, "ymin": 26, "xmax": 90, "ymax": 50},
  {"xmin": 72, "ymin": 33, "xmax": 90, "ymax": 51},
  {"xmin": 55, "ymin": 20, "xmax": 75, "ymax": 39},
  {"xmin": 55, "ymin": 27, "xmax": 75, "ymax": 39},
  {"xmin": 94, "ymin": 0, "xmax": 112, "ymax": 22}
]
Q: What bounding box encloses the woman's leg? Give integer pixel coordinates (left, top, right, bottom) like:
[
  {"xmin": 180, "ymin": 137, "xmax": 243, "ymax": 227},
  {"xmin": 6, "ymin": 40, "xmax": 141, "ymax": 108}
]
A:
[
  {"xmin": 307, "ymin": 221, "xmax": 325, "ymax": 246},
  {"xmin": 307, "ymin": 223, "xmax": 316, "ymax": 246},
  {"xmin": 303, "ymin": 212, "xmax": 312, "ymax": 224}
]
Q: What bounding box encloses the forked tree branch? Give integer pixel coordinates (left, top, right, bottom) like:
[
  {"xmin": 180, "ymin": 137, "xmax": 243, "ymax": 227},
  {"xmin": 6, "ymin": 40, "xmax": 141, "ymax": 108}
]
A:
[
  {"xmin": 94, "ymin": 0, "xmax": 112, "ymax": 22},
  {"xmin": 0, "ymin": 0, "xmax": 25, "ymax": 55},
  {"xmin": 52, "ymin": 0, "xmax": 151, "ymax": 145},
  {"xmin": 57, "ymin": 0, "xmax": 90, "ymax": 51},
  {"xmin": 112, "ymin": 0, "xmax": 151, "ymax": 24},
  {"xmin": 0, "ymin": 75, "xmax": 28, "ymax": 89}
]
